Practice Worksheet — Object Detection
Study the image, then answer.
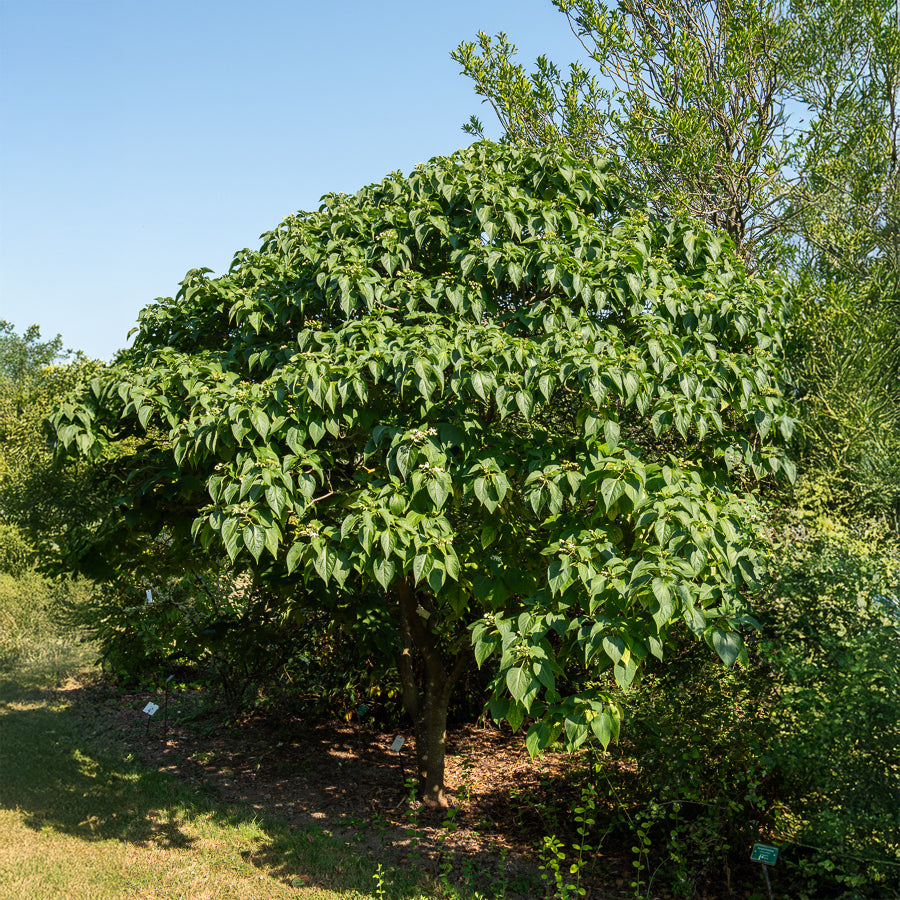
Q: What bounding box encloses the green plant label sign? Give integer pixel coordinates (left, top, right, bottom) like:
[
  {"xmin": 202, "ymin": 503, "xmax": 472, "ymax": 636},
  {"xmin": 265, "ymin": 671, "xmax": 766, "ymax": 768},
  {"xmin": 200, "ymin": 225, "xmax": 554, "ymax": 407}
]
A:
[{"xmin": 751, "ymin": 843, "xmax": 779, "ymax": 865}]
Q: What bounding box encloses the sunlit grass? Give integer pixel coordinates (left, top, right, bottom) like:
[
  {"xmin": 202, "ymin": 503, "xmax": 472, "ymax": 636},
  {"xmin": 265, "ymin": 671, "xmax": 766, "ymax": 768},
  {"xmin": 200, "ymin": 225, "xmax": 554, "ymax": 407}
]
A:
[{"xmin": 0, "ymin": 664, "xmax": 444, "ymax": 900}]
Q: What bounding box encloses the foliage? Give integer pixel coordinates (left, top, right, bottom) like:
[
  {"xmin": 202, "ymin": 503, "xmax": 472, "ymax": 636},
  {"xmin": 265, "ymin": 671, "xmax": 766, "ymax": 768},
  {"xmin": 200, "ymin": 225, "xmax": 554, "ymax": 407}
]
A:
[
  {"xmin": 0, "ymin": 321, "xmax": 109, "ymax": 564},
  {"xmin": 455, "ymin": 12, "xmax": 899, "ymax": 892},
  {"xmin": 614, "ymin": 659, "xmax": 775, "ymax": 896},
  {"xmin": 0, "ymin": 319, "xmax": 66, "ymax": 381},
  {"xmin": 0, "ymin": 322, "xmax": 103, "ymax": 681},
  {"xmin": 0, "ymin": 568, "xmax": 94, "ymax": 675},
  {"xmin": 762, "ymin": 507, "xmax": 900, "ymax": 896},
  {"xmin": 782, "ymin": 0, "xmax": 900, "ymax": 523},
  {"xmin": 54, "ymin": 142, "xmax": 791, "ymax": 801},
  {"xmin": 455, "ymin": 0, "xmax": 900, "ymax": 517},
  {"xmin": 587, "ymin": 503, "xmax": 900, "ymax": 899},
  {"xmin": 74, "ymin": 564, "xmax": 401, "ymax": 720},
  {"xmin": 0, "ymin": 522, "xmax": 34, "ymax": 576},
  {"xmin": 453, "ymin": 0, "xmax": 791, "ymax": 260}
]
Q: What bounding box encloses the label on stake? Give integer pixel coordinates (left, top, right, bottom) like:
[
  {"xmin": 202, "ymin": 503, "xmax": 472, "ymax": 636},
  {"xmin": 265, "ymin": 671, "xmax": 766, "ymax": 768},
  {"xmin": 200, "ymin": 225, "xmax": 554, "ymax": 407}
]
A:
[
  {"xmin": 751, "ymin": 843, "xmax": 779, "ymax": 865},
  {"xmin": 142, "ymin": 702, "xmax": 160, "ymax": 716},
  {"xmin": 390, "ymin": 735, "xmax": 405, "ymax": 752}
]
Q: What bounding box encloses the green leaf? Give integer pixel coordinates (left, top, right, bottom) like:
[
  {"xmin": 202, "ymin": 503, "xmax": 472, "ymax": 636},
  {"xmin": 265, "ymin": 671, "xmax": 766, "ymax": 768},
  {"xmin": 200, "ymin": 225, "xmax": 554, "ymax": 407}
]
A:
[
  {"xmin": 471, "ymin": 371, "xmax": 489, "ymax": 401},
  {"xmin": 525, "ymin": 720, "xmax": 553, "ymax": 757},
  {"xmin": 650, "ymin": 577, "xmax": 675, "ymax": 629},
  {"xmin": 515, "ymin": 389, "xmax": 534, "ymax": 419},
  {"xmin": 221, "ymin": 517, "xmax": 240, "ymax": 561},
  {"xmin": 286, "ymin": 542, "xmax": 303, "ymax": 574},
  {"xmin": 603, "ymin": 419, "xmax": 620, "ymax": 448},
  {"xmin": 444, "ymin": 546, "xmax": 460, "ymax": 581},
  {"xmin": 474, "ymin": 633, "xmax": 497, "ymax": 667},
  {"xmin": 710, "ymin": 628, "xmax": 743, "ymax": 667},
  {"xmin": 602, "ymin": 635, "xmax": 625, "ymax": 665},
  {"xmin": 506, "ymin": 666, "xmax": 531, "ymax": 704},
  {"xmin": 249, "ymin": 408, "xmax": 270, "ymax": 439},
  {"xmin": 264, "ymin": 524, "xmax": 280, "ymax": 559},
  {"xmin": 372, "ymin": 556, "xmax": 395, "ymax": 590},
  {"xmin": 413, "ymin": 552, "xmax": 432, "ymax": 586},
  {"xmin": 481, "ymin": 521, "xmax": 500, "ymax": 548},
  {"xmin": 314, "ymin": 544, "xmax": 335, "ymax": 582},
  {"xmin": 427, "ymin": 476, "xmax": 450, "ymax": 510},
  {"xmin": 590, "ymin": 710, "xmax": 613, "ymax": 748},
  {"xmin": 243, "ymin": 523, "xmax": 265, "ymax": 562},
  {"xmin": 781, "ymin": 457, "xmax": 797, "ymax": 484}
]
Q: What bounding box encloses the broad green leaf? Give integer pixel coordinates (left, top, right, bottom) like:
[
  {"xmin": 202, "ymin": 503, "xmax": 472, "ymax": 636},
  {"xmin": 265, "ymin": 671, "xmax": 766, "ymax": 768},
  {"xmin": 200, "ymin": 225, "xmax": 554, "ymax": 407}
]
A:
[
  {"xmin": 710, "ymin": 628, "xmax": 743, "ymax": 667},
  {"xmin": 506, "ymin": 666, "xmax": 532, "ymax": 704},
  {"xmin": 590, "ymin": 710, "xmax": 612, "ymax": 748},
  {"xmin": 372, "ymin": 556, "xmax": 395, "ymax": 590},
  {"xmin": 286, "ymin": 542, "xmax": 303, "ymax": 574},
  {"xmin": 243, "ymin": 523, "xmax": 265, "ymax": 562},
  {"xmin": 249, "ymin": 408, "xmax": 270, "ymax": 439}
]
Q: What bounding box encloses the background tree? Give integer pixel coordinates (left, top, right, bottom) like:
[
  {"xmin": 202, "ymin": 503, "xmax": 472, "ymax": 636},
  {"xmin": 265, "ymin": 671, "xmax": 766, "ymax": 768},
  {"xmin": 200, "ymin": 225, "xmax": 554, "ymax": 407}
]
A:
[
  {"xmin": 453, "ymin": 0, "xmax": 791, "ymax": 261},
  {"xmin": 784, "ymin": 0, "xmax": 900, "ymax": 522},
  {"xmin": 0, "ymin": 322, "xmax": 96, "ymax": 675},
  {"xmin": 54, "ymin": 142, "xmax": 790, "ymax": 806},
  {"xmin": 0, "ymin": 322, "xmax": 106, "ymax": 564}
]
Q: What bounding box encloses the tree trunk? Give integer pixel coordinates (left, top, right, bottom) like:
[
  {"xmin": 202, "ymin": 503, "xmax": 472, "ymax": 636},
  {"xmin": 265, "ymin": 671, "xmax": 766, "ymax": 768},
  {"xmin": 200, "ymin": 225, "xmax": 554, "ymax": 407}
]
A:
[{"xmin": 394, "ymin": 576, "xmax": 465, "ymax": 808}]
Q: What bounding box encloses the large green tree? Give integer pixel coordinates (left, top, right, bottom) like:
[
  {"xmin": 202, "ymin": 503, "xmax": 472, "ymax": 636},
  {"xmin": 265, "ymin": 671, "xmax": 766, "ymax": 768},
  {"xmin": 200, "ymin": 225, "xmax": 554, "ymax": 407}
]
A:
[{"xmin": 54, "ymin": 143, "xmax": 790, "ymax": 805}]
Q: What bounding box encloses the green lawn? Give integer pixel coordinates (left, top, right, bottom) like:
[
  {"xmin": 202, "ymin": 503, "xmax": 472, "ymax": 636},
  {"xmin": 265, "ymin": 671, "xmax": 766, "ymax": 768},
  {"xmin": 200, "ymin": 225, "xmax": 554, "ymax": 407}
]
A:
[{"xmin": 0, "ymin": 671, "xmax": 451, "ymax": 900}]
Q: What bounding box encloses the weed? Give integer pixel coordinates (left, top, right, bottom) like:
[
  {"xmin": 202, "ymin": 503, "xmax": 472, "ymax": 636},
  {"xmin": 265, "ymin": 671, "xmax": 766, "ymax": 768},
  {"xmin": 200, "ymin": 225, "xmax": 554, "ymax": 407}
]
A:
[{"xmin": 372, "ymin": 862, "xmax": 388, "ymax": 899}]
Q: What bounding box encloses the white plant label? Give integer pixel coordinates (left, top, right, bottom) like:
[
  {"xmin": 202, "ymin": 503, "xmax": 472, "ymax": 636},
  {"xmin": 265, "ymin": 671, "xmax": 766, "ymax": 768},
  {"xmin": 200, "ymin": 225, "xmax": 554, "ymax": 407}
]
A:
[
  {"xmin": 146, "ymin": 589, "xmax": 153, "ymax": 603},
  {"xmin": 142, "ymin": 701, "xmax": 160, "ymax": 716},
  {"xmin": 390, "ymin": 735, "xmax": 405, "ymax": 752}
]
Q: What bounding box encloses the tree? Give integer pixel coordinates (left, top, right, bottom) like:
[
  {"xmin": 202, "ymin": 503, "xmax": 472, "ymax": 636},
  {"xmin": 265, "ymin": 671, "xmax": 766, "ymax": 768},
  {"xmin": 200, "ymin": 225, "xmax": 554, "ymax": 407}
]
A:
[
  {"xmin": 453, "ymin": 0, "xmax": 791, "ymax": 261},
  {"xmin": 0, "ymin": 320, "xmax": 65, "ymax": 382},
  {"xmin": 0, "ymin": 323, "xmax": 106, "ymax": 563},
  {"xmin": 782, "ymin": 0, "xmax": 900, "ymax": 522},
  {"xmin": 454, "ymin": 0, "xmax": 900, "ymax": 505},
  {"xmin": 54, "ymin": 142, "xmax": 791, "ymax": 805}
]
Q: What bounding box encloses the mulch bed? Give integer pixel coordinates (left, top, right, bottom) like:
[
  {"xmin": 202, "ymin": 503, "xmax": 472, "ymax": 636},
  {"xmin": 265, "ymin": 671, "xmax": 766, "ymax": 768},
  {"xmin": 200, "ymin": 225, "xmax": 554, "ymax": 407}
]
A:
[{"xmin": 62, "ymin": 677, "xmax": 733, "ymax": 899}]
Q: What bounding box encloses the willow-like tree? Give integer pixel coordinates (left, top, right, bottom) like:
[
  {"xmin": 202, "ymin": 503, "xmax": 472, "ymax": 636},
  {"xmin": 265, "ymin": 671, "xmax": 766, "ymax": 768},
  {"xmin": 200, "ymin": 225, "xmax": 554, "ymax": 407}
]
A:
[
  {"xmin": 454, "ymin": 0, "xmax": 790, "ymax": 261},
  {"xmin": 54, "ymin": 143, "xmax": 792, "ymax": 806}
]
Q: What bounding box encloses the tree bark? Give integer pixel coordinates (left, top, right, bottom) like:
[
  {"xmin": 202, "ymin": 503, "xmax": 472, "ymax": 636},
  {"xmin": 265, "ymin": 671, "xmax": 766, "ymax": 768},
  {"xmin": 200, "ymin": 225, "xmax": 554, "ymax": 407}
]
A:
[{"xmin": 394, "ymin": 576, "xmax": 466, "ymax": 807}]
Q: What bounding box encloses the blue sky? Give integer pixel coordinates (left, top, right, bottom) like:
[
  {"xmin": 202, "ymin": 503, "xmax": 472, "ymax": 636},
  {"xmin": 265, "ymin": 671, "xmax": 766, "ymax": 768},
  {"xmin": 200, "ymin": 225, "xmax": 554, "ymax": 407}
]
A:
[{"xmin": 0, "ymin": 0, "xmax": 581, "ymax": 361}]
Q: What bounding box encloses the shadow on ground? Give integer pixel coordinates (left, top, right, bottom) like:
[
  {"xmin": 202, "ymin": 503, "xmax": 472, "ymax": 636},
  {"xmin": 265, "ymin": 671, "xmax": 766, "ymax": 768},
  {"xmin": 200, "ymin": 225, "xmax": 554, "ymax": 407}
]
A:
[{"xmin": 0, "ymin": 673, "xmax": 545, "ymax": 898}]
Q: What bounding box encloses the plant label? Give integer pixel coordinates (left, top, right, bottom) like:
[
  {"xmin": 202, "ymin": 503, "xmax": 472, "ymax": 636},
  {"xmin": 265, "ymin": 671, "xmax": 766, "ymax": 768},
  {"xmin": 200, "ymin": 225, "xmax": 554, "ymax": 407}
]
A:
[
  {"xmin": 750, "ymin": 843, "xmax": 779, "ymax": 865},
  {"xmin": 142, "ymin": 701, "xmax": 160, "ymax": 716},
  {"xmin": 146, "ymin": 589, "xmax": 153, "ymax": 603},
  {"xmin": 390, "ymin": 735, "xmax": 405, "ymax": 752}
]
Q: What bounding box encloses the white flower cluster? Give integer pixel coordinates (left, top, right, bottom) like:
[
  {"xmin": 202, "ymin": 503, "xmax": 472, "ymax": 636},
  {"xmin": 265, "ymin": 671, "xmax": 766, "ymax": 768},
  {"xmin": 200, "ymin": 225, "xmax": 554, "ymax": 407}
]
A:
[{"xmin": 410, "ymin": 427, "xmax": 438, "ymax": 444}]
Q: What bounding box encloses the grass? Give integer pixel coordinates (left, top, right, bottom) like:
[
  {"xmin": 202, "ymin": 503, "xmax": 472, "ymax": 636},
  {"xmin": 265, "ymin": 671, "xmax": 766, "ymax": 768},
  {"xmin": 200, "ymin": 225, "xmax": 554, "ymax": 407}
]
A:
[{"xmin": 0, "ymin": 666, "xmax": 464, "ymax": 900}]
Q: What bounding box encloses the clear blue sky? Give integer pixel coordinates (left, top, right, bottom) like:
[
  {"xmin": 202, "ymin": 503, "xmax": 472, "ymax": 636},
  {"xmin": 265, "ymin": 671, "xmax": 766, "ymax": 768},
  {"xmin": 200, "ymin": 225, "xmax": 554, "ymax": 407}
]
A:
[{"xmin": 0, "ymin": 0, "xmax": 581, "ymax": 361}]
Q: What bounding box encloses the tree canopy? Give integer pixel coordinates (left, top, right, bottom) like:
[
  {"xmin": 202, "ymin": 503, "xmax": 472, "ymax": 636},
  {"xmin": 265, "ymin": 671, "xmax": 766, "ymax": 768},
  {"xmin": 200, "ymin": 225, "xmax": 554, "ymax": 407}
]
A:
[{"xmin": 54, "ymin": 142, "xmax": 791, "ymax": 804}]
